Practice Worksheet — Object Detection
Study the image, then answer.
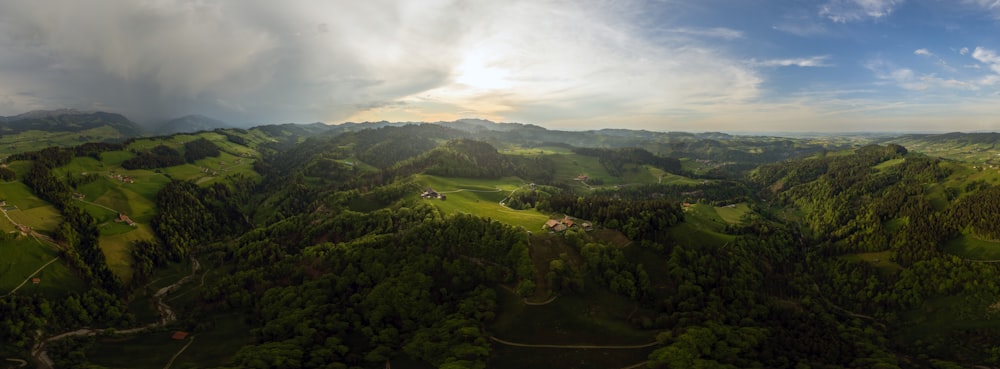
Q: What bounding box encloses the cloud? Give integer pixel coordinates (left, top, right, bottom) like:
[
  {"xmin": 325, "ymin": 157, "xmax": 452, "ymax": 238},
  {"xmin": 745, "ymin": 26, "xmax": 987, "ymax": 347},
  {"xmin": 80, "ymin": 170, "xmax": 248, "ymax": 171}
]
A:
[
  {"xmin": 961, "ymin": 47, "xmax": 971, "ymax": 55},
  {"xmin": 819, "ymin": 0, "xmax": 904, "ymax": 23},
  {"xmin": 0, "ymin": 0, "xmax": 763, "ymax": 128},
  {"xmin": 772, "ymin": 22, "xmax": 828, "ymax": 36},
  {"xmin": 914, "ymin": 49, "xmax": 933, "ymax": 56},
  {"xmin": 666, "ymin": 27, "xmax": 744, "ymax": 40},
  {"xmin": 746, "ymin": 56, "xmax": 833, "ymax": 67},
  {"xmin": 865, "ymin": 59, "xmax": 977, "ymax": 91},
  {"xmin": 972, "ymin": 47, "xmax": 1000, "ymax": 74}
]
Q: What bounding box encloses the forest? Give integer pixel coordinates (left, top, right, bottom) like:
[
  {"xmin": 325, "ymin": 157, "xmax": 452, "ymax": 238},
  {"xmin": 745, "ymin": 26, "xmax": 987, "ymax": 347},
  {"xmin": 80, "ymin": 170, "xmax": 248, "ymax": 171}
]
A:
[{"xmin": 2, "ymin": 123, "xmax": 1000, "ymax": 369}]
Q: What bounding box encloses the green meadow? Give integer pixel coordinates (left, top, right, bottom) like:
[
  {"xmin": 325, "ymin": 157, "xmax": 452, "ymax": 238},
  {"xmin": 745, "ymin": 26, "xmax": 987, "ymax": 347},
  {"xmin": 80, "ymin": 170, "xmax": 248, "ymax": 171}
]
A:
[
  {"xmin": 672, "ymin": 203, "xmax": 736, "ymax": 247},
  {"xmin": 942, "ymin": 233, "xmax": 1000, "ymax": 260},
  {"xmin": 0, "ymin": 237, "xmax": 85, "ymax": 297},
  {"xmin": 714, "ymin": 202, "xmax": 751, "ymax": 224},
  {"xmin": 414, "ymin": 174, "xmax": 551, "ymax": 230}
]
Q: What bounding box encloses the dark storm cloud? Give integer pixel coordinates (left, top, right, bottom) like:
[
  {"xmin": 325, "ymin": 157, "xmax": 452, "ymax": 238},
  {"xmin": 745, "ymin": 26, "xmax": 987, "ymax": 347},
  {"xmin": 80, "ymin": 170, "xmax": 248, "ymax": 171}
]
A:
[{"xmin": 0, "ymin": 0, "xmax": 468, "ymax": 124}]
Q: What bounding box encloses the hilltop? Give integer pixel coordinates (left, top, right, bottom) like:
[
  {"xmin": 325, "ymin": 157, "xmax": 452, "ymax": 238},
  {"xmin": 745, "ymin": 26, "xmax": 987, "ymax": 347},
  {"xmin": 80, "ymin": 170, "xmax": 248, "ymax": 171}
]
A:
[{"xmin": 1, "ymin": 118, "xmax": 1000, "ymax": 368}]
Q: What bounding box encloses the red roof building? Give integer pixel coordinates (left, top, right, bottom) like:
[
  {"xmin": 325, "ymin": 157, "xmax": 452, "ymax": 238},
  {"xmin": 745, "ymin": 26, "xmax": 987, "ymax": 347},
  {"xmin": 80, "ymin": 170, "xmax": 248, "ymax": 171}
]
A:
[{"xmin": 171, "ymin": 331, "xmax": 189, "ymax": 340}]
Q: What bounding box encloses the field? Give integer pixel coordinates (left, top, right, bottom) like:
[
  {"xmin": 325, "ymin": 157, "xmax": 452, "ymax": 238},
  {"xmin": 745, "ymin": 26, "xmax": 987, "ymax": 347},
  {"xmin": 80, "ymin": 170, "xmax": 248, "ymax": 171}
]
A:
[
  {"xmin": 0, "ymin": 181, "xmax": 63, "ymax": 233},
  {"xmin": 0, "ymin": 126, "xmax": 124, "ymax": 158},
  {"xmin": 942, "ymin": 233, "xmax": 1000, "ymax": 260},
  {"xmin": 672, "ymin": 204, "xmax": 736, "ymax": 247},
  {"xmin": 489, "ymin": 284, "xmax": 656, "ymax": 368},
  {"xmin": 413, "ymin": 175, "xmax": 551, "ymax": 230},
  {"xmin": 839, "ymin": 250, "xmax": 903, "ymax": 276},
  {"xmin": 0, "ymin": 238, "xmax": 85, "ymax": 297},
  {"xmin": 85, "ymin": 313, "xmax": 252, "ymax": 369},
  {"xmin": 714, "ymin": 202, "xmax": 750, "ymax": 224}
]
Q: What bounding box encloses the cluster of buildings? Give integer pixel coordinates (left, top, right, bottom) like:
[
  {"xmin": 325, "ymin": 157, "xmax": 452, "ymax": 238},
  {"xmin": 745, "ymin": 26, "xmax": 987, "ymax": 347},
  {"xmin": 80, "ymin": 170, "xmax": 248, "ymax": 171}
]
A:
[
  {"xmin": 543, "ymin": 216, "xmax": 592, "ymax": 232},
  {"xmin": 420, "ymin": 188, "xmax": 447, "ymax": 200},
  {"xmin": 109, "ymin": 173, "xmax": 135, "ymax": 184}
]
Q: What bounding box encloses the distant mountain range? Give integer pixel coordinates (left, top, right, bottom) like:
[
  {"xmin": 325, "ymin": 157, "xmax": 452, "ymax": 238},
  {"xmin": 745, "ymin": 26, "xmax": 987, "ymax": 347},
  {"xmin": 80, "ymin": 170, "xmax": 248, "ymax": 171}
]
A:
[{"xmin": 0, "ymin": 109, "xmax": 143, "ymax": 137}]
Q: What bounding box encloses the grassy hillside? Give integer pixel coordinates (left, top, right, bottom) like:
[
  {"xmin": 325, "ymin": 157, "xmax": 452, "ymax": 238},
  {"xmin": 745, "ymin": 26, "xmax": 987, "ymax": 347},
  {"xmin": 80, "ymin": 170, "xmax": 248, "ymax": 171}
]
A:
[{"xmin": 413, "ymin": 174, "xmax": 550, "ymax": 230}]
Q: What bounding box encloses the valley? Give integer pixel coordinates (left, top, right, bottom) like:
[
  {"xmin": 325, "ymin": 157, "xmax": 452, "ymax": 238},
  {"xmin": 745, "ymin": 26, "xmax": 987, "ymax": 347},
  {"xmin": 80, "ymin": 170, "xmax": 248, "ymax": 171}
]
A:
[{"xmin": 2, "ymin": 116, "xmax": 1000, "ymax": 368}]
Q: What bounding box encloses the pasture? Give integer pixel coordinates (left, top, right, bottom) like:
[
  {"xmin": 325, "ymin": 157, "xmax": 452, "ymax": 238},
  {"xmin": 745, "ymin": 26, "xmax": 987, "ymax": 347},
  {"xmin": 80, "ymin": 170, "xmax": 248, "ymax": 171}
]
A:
[
  {"xmin": 715, "ymin": 202, "xmax": 751, "ymax": 224},
  {"xmin": 0, "ymin": 237, "xmax": 85, "ymax": 297},
  {"xmin": 671, "ymin": 204, "xmax": 736, "ymax": 247},
  {"xmin": 942, "ymin": 233, "xmax": 1000, "ymax": 260},
  {"xmin": 839, "ymin": 250, "xmax": 902, "ymax": 276},
  {"xmin": 0, "ymin": 181, "xmax": 63, "ymax": 233},
  {"xmin": 85, "ymin": 313, "xmax": 252, "ymax": 369},
  {"xmin": 414, "ymin": 175, "xmax": 551, "ymax": 230},
  {"xmin": 0, "ymin": 126, "xmax": 124, "ymax": 158}
]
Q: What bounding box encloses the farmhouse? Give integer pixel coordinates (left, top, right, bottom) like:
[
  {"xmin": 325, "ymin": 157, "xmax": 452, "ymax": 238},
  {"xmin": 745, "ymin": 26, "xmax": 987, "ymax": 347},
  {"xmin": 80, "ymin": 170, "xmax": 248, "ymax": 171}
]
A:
[
  {"xmin": 115, "ymin": 213, "xmax": 137, "ymax": 227},
  {"xmin": 575, "ymin": 175, "xmax": 589, "ymax": 181},
  {"xmin": 420, "ymin": 188, "xmax": 446, "ymax": 200},
  {"xmin": 543, "ymin": 219, "xmax": 568, "ymax": 232},
  {"xmin": 31, "ymin": 278, "xmax": 40, "ymax": 284},
  {"xmin": 171, "ymin": 331, "xmax": 189, "ymax": 340}
]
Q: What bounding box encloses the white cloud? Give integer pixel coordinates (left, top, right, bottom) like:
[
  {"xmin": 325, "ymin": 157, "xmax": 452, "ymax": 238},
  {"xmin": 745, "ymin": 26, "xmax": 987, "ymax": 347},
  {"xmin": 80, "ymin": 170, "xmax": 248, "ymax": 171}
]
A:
[
  {"xmin": 667, "ymin": 27, "xmax": 744, "ymax": 40},
  {"xmin": 972, "ymin": 47, "xmax": 1000, "ymax": 74},
  {"xmin": 746, "ymin": 56, "xmax": 833, "ymax": 67},
  {"xmin": 914, "ymin": 48, "xmax": 933, "ymax": 56},
  {"xmin": 820, "ymin": 0, "xmax": 904, "ymax": 23},
  {"xmin": 961, "ymin": 47, "xmax": 971, "ymax": 55},
  {"xmin": 866, "ymin": 59, "xmax": 977, "ymax": 91},
  {"xmin": 772, "ymin": 22, "xmax": 828, "ymax": 36}
]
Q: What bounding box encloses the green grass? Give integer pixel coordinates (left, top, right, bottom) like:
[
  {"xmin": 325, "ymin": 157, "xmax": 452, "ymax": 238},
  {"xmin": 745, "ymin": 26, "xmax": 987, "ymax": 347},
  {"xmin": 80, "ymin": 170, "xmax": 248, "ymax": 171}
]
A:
[
  {"xmin": 164, "ymin": 313, "xmax": 253, "ymax": 368},
  {"xmin": 671, "ymin": 204, "xmax": 735, "ymax": 247},
  {"xmin": 4, "ymin": 204, "xmax": 62, "ymax": 234},
  {"xmin": 503, "ymin": 146, "xmax": 575, "ymax": 156},
  {"xmin": 99, "ymin": 224, "xmax": 156, "ymax": 282},
  {"xmin": 413, "ymin": 175, "xmax": 550, "ymax": 230},
  {"xmin": 548, "ymin": 153, "xmax": 620, "ymax": 186},
  {"xmin": 86, "ymin": 331, "xmax": 192, "ymax": 369},
  {"xmin": 0, "ymin": 237, "xmax": 85, "ymax": 297},
  {"xmin": 840, "ymin": 251, "xmax": 902, "ymax": 275},
  {"xmin": 873, "ymin": 158, "xmax": 905, "ymax": 171},
  {"xmin": 942, "ymin": 233, "xmax": 1000, "ymax": 260},
  {"xmin": 488, "ymin": 344, "xmax": 653, "ymax": 369},
  {"xmin": 0, "ymin": 126, "xmax": 125, "ymax": 158},
  {"xmin": 491, "ymin": 284, "xmax": 657, "ymax": 345},
  {"xmin": 714, "ymin": 203, "xmax": 750, "ymax": 224}
]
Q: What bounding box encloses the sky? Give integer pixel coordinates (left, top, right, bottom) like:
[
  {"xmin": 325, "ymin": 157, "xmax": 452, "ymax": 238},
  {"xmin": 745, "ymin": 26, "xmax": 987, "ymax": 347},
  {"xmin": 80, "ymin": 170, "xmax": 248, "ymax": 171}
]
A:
[{"xmin": 1, "ymin": 0, "xmax": 1000, "ymax": 132}]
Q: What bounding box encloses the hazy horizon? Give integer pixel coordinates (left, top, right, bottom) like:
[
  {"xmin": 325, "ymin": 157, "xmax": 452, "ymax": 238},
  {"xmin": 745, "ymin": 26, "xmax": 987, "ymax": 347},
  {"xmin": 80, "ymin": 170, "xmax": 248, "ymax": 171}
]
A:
[{"xmin": 2, "ymin": 1, "xmax": 1000, "ymax": 132}]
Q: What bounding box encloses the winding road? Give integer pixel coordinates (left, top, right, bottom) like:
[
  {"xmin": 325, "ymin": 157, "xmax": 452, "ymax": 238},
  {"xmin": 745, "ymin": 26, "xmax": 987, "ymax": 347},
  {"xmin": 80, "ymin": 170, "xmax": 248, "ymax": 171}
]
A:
[{"xmin": 29, "ymin": 257, "xmax": 201, "ymax": 369}]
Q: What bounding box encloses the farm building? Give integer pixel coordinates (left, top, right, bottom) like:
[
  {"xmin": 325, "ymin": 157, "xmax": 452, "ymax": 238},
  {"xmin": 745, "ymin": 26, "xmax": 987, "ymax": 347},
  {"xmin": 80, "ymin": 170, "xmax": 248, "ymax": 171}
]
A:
[{"xmin": 115, "ymin": 213, "xmax": 137, "ymax": 227}]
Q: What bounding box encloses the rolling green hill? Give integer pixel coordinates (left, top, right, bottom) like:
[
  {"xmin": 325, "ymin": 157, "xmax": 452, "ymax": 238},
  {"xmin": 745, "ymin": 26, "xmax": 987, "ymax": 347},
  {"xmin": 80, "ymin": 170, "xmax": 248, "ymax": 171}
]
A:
[{"xmin": 6, "ymin": 121, "xmax": 1000, "ymax": 368}]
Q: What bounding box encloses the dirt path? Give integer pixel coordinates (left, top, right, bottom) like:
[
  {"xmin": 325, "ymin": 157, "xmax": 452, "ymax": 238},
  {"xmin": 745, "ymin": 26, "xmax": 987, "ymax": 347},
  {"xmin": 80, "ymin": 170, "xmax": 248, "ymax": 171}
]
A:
[
  {"xmin": 162, "ymin": 336, "xmax": 195, "ymax": 369},
  {"xmin": 620, "ymin": 361, "xmax": 649, "ymax": 369},
  {"xmin": 498, "ymin": 284, "xmax": 559, "ymax": 306},
  {"xmin": 30, "ymin": 257, "xmax": 201, "ymax": 369},
  {"xmin": 71, "ymin": 198, "xmax": 118, "ymax": 214},
  {"xmin": 4, "ymin": 358, "xmax": 27, "ymax": 368},
  {"xmin": 2, "ymin": 257, "xmax": 59, "ymax": 297},
  {"xmin": 523, "ymin": 295, "xmax": 557, "ymax": 306},
  {"xmin": 436, "ymin": 188, "xmax": 503, "ymax": 194},
  {"xmin": 489, "ymin": 336, "xmax": 658, "ymax": 349},
  {"xmin": 823, "ymin": 298, "xmax": 887, "ymax": 329}
]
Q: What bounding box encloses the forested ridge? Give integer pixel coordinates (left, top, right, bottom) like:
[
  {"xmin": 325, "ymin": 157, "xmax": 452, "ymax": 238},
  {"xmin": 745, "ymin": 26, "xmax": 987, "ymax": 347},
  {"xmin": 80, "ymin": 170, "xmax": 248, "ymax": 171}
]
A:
[{"xmin": 4, "ymin": 124, "xmax": 1000, "ymax": 369}]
